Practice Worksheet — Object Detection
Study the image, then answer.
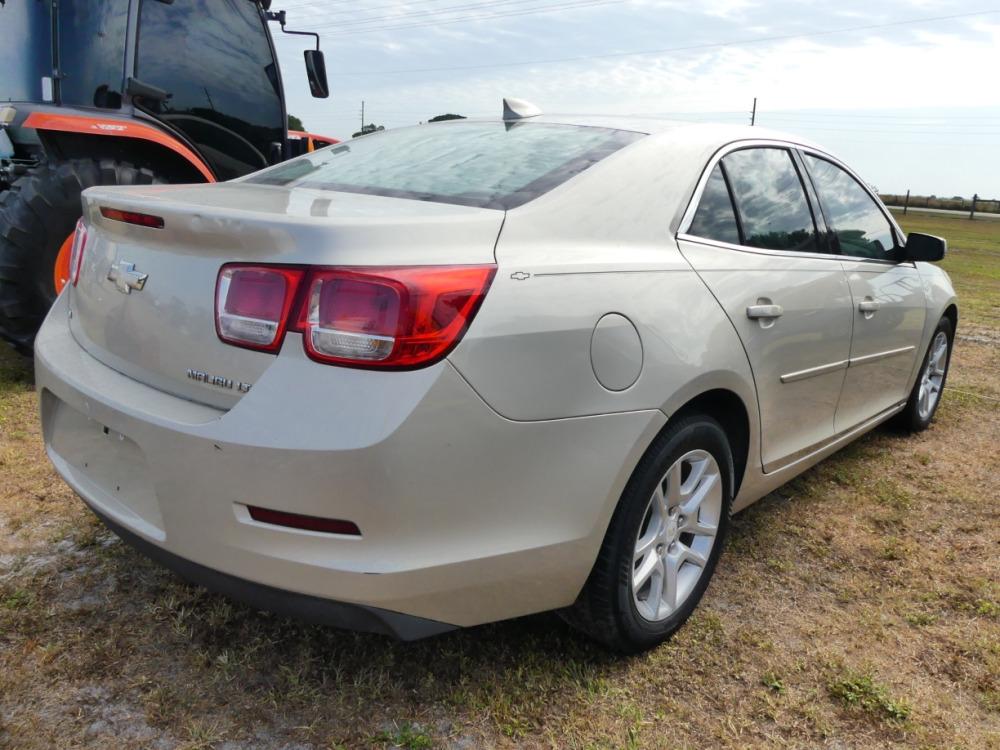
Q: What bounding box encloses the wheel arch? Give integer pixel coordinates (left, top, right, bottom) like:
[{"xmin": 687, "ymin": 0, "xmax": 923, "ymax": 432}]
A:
[
  {"xmin": 942, "ymin": 303, "xmax": 958, "ymax": 332},
  {"xmin": 663, "ymin": 388, "xmax": 751, "ymax": 498}
]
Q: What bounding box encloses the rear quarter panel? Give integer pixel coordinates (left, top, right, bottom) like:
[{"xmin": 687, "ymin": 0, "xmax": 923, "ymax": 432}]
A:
[{"xmin": 449, "ymin": 133, "xmax": 759, "ymax": 427}]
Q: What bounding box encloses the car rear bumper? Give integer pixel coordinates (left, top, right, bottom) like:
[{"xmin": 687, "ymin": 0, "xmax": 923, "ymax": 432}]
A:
[
  {"xmin": 87, "ymin": 502, "xmax": 454, "ymax": 640},
  {"xmin": 35, "ymin": 292, "xmax": 665, "ymax": 632}
]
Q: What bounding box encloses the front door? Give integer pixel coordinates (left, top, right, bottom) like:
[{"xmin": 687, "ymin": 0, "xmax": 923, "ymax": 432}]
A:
[
  {"xmin": 677, "ymin": 147, "xmax": 855, "ymax": 471},
  {"xmin": 799, "ymin": 153, "xmax": 926, "ymax": 430}
]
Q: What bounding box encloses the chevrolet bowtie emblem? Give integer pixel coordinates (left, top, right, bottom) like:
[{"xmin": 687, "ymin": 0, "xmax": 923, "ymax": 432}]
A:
[{"xmin": 107, "ymin": 260, "xmax": 148, "ymax": 294}]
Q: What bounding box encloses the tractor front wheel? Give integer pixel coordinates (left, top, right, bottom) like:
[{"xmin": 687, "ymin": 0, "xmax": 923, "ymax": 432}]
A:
[{"xmin": 0, "ymin": 158, "xmax": 164, "ymax": 353}]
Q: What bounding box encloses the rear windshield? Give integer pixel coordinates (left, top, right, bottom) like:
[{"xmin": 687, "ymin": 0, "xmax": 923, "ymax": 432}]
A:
[{"xmin": 246, "ymin": 122, "xmax": 644, "ymax": 209}]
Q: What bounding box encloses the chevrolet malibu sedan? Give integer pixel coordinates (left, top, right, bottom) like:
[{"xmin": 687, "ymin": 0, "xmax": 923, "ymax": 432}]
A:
[{"xmin": 34, "ymin": 105, "xmax": 956, "ymax": 652}]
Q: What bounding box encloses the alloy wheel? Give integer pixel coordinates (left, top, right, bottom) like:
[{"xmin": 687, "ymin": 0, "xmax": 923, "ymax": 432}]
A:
[
  {"xmin": 631, "ymin": 449, "xmax": 723, "ymax": 622},
  {"xmin": 917, "ymin": 331, "xmax": 949, "ymax": 420}
]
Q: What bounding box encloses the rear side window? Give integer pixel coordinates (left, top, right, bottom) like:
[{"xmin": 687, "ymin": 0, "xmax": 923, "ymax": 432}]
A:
[
  {"xmin": 803, "ymin": 155, "xmax": 896, "ymax": 260},
  {"xmin": 722, "ymin": 148, "xmax": 819, "ymax": 253},
  {"xmin": 248, "ymin": 122, "xmax": 644, "ymax": 210},
  {"xmin": 688, "ymin": 165, "xmax": 740, "ymax": 245}
]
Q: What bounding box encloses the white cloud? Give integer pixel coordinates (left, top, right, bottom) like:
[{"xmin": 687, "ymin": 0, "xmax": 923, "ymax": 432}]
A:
[{"xmin": 275, "ymin": 3, "xmax": 1000, "ymax": 194}]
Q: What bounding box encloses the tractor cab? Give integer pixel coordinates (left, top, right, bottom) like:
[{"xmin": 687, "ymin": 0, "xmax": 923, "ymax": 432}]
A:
[{"xmin": 0, "ymin": 0, "xmax": 332, "ymax": 351}]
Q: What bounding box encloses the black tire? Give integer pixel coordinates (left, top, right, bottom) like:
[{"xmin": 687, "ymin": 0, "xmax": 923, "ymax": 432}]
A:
[
  {"xmin": 562, "ymin": 415, "xmax": 734, "ymax": 653},
  {"xmin": 894, "ymin": 316, "xmax": 954, "ymax": 432},
  {"xmin": 0, "ymin": 158, "xmax": 164, "ymax": 353}
]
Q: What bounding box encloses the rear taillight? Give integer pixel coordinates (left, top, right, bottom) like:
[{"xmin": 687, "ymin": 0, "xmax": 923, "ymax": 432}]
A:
[
  {"xmin": 68, "ymin": 219, "xmax": 88, "ymax": 286},
  {"xmin": 215, "ymin": 265, "xmax": 305, "ymax": 351},
  {"xmin": 214, "ymin": 264, "xmax": 495, "ymax": 368},
  {"xmin": 304, "ymin": 271, "xmax": 401, "ymax": 362},
  {"xmin": 300, "ymin": 266, "xmax": 495, "ymax": 367},
  {"xmin": 100, "ymin": 206, "xmax": 165, "ymax": 228}
]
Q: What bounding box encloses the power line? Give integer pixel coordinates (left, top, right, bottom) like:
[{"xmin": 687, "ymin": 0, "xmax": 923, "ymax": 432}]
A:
[
  {"xmin": 759, "ymin": 112, "xmax": 1000, "ymax": 120},
  {"xmin": 758, "ymin": 125, "xmax": 1000, "ymax": 135},
  {"xmin": 308, "ymin": 0, "xmax": 598, "ymax": 31},
  {"xmin": 758, "ymin": 115, "xmax": 1000, "ymax": 126},
  {"xmin": 333, "ymin": 8, "xmax": 1000, "ymax": 73},
  {"xmin": 648, "ymin": 111, "xmax": 1000, "ymax": 127},
  {"xmin": 282, "ymin": 0, "xmax": 464, "ymax": 15},
  {"xmin": 317, "ymin": 0, "xmax": 631, "ymax": 36}
]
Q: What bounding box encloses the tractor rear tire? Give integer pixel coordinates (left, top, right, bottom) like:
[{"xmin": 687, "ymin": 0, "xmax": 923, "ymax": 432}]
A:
[{"xmin": 0, "ymin": 158, "xmax": 165, "ymax": 353}]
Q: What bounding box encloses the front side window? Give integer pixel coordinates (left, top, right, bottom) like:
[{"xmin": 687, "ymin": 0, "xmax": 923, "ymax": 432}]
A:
[
  {"xmin": 248, "ymin": 122, "xmax": 644, "ymax": 210},
  {"xmin": 804, "ymin": 155, "xmax": 896, "ymax": 260},
  {"xmin": 58, "ymin": 0, "xmax": 129, "ymax": 108},
  {"xmin": 688, "ymin": 164, "xmax": 740, "ymax": 245},
  {"xmin": 136, "ymin": 0, "xmax": 285, "ymax": 179},
  {"xmin": 722, "ymin": 148, "xmax": 819, "ymax": 253}
]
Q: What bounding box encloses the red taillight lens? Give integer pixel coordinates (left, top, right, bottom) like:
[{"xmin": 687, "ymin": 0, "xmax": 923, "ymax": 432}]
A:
[
  {"xmin": 214, "ymin": 264, "xmax": 495, "ymax": 367},
  {"xmin": 68, "ymin": 219, "xmax": 88, "ymax": 286},
  {"xmin": 298, "ymin": 265, "xmax": 496, "ymax": 368},
  {"xmin": 215, "ymin": 265, "xmax": 305, "ymax": 351},
  {"xmin": 100, "ymin": 206, "xmax": 165, "ymax": 228}
]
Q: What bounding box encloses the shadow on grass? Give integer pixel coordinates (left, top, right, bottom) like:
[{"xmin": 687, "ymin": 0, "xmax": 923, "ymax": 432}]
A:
[
  {"xmin": 78, "ymin": 429, "xmax": 898, "ymax": 737},
  {"xmin": 82, "ymin": 418, "xmax": 903, "ymax": 704},
  {"xmin": 0, "ymin": 342, "xmax": 34, "ymax": 392},
  {"xmin": 79, "ymin": 522, "xmax": 640, "ymax": 739}
]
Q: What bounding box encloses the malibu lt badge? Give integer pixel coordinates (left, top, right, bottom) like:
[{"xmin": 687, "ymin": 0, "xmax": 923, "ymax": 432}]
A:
[{"xmin": 187, "ymin": 368, "xmax": 252, "ymax": 393}]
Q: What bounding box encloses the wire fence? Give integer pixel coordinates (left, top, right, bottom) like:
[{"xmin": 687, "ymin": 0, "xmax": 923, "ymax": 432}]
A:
[{"xmin": 880, "ymin": 192, "xmax": 1000, "ymax": 217}]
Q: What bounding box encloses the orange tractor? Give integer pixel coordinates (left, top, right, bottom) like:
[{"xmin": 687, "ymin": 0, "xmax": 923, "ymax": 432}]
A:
[{"xmin": 0, "ymin": 0, "xmax": 336, "ymax": 352}]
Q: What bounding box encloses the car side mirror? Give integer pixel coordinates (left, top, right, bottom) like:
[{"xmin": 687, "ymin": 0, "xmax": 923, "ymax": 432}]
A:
[
  {"xmin": 304, "ymin": 50, "xmax": 329, "ymax": 99},
  {"xmin": 903, "ymin": 232, "xmax": 946, "ymax": 262}
]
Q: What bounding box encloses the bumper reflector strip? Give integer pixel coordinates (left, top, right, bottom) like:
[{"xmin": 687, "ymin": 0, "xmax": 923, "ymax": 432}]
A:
[{"xmin": 247, "ymin": 505, "xmax": 361, "ymax": 536}]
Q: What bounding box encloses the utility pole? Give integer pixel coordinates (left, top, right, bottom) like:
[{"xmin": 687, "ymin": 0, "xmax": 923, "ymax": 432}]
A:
[{"xmin": 750, "ymin": 97, "xmax": 757, "ymax": 126}]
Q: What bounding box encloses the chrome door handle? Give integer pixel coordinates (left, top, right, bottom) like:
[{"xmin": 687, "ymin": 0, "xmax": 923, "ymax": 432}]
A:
[
  {"xmin": 746, "ymin": 304, "xmax": 783, "ymax": 320},
  {"xmin": 858, "ymin": 299, "xmax": 881, "ymax": 314}
]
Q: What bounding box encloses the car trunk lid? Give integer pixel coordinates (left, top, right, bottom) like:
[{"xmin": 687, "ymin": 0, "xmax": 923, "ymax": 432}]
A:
[{"xmin": 69, "ymin": 183, "xmax": 504, "ymax": 409}]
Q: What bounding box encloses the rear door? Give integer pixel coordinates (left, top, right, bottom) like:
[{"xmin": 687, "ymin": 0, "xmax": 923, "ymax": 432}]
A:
[
  {"xmin": 800, "ymin": 153, "xmax": 926, "ymax": 430},
  {"xmin": 677, "ymin": 145, "xmax": 854, "ymax": 471}
]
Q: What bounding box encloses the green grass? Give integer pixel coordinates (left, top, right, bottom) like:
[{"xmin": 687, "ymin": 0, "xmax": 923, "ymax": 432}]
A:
[
  {"xmin": 1, "ymin": 589, "xmax": 33, "ymax": 610},
  {"xmin": 892, "ymin": 209, "xmax": 1000, "ymax": 254},
  {"xmin": 892, "ymin": 209, "xmax": 1000, "ymax": 330},
  {"xmin": 373, "ymin": 723, "xmax": 434, "ymax": 749},
  {"xmin": 829, "ymin": 671, "xmax": 912, "ymax": 723}
]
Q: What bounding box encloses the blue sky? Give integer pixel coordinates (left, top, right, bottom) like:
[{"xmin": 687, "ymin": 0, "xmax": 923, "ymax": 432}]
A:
[{"xmin": 271, "ymin": 1, "xmax": 1000, "ymax": 198}]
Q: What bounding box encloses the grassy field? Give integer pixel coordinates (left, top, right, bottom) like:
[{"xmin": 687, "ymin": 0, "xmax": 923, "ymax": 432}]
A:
[
  {"xmin": 1, "ymin": 214, "xmax": 997, "ymax": 749},
  {"xmin": 892, "ymin": 209, "xmax": 1000, "ymax": 334}
]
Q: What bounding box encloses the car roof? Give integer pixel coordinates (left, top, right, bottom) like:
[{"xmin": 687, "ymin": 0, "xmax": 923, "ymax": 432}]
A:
[{"xmin": 438, "ymin": 114, "xmax": 829, "ymax": 154}]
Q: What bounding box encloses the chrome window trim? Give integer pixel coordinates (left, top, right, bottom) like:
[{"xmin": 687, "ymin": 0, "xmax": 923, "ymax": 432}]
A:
[
  {"xmin": 676, "ymin": 233, "xmax": 847, "ymax": 265},
  {"xmin": 677, "ymin": 138, "xmax": 906, "ymax": 267}
]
